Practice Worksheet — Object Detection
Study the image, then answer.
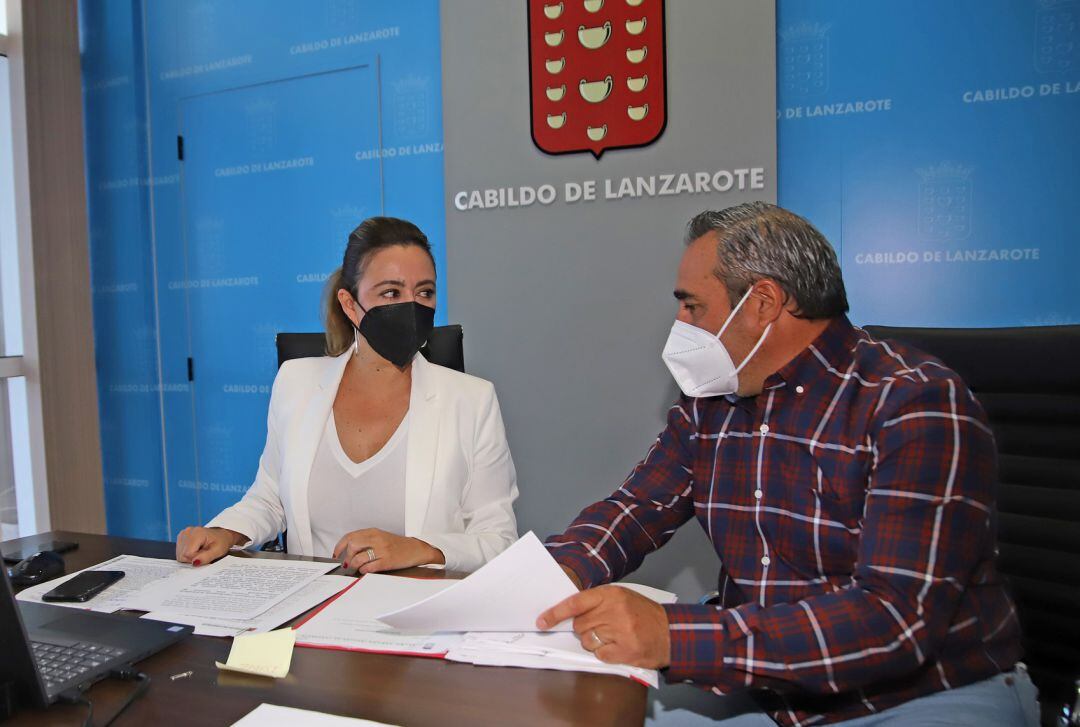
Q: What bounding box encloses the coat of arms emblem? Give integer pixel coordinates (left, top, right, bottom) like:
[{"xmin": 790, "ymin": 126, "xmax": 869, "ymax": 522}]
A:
[
  {"xmin": 528, "ymin": 0, "xmax": 666, "ymax": 158},
  {"xmin": 917, "ymin": 163, "xmax": 973, "ymax": 241},
  {"xmin": 1035, "ymin": 0, "xmax": 1078, "ymax": 74}
]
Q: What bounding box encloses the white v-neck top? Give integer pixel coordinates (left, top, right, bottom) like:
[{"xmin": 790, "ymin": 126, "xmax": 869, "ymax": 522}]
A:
[{"xmin": 307, "ymin": 409, "xmax": 409, "ymax": 558}]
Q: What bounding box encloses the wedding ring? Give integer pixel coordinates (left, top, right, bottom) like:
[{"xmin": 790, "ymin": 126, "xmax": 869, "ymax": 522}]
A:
[
  {"xmin": 590, "ymin": 630, "xmax": 604, "ymax": 648},
  {"xmin": 366, "ymin": 547, "xmax": 377, "ymax": 563}
]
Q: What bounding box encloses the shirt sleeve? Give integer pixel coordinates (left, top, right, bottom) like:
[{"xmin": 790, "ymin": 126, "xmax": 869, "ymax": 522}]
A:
[
  {"xmin": 544, "ymin": 398, "xmax": 698, "ymax": 589},
  {"xmin": 663, "ymin": 377, "xmax": 1000, "ymax": 695},
  {"xmin": 420, "ymin": 382, "xmax": 520, "ymax": 572}
]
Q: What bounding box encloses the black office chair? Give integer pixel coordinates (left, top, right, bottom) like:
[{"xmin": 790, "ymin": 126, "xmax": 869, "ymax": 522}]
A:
[
  {"xmin": 260, "ymin": 325, "xmax": 466, "ymax": 554},
  {"xmin": 865, "ymin": 324, "xmax": 1080, "ymax": 724},
  {"xmin": 275, "ymin": 325, "xmax": 465, "ymax": 372}
]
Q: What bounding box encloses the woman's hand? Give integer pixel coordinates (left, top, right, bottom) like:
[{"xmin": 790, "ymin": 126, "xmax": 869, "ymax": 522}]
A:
[
  {"xmin": 175, "ymin": 526, "xmax": 245, "ymax": 565},
  {"xmin": 333, "ymin": 529, "xmax": 445, "ymax": 574}
]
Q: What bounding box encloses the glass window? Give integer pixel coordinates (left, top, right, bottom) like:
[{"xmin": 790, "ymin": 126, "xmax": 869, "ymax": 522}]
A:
[
  {"xmin": 0, "ymin": 48, "xmax": 30, "ymax": 539},
  {"xmin": 0, "ymin": 376, "xmax": 23, "ymax": 540},
  {"xmin": 0, "ymin": 55, "xmax": 21, "ymax": 357}
]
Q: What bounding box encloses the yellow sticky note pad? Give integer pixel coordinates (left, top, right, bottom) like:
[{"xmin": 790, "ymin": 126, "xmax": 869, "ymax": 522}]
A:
[{"xmin": 215, "ymin": 628, "xmax": 296, "ymax": 679}]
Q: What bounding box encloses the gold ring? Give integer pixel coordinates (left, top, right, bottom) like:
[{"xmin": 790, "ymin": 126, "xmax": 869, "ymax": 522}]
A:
[{"xmin": 366, "ymin": 548, "xmax": 376, "ymax": 562}]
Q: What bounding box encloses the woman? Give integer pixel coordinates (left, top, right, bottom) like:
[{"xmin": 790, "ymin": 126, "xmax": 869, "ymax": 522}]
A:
[{"xmin": 175, "ymin": 217, "xmax": 518, "ymax": 573}]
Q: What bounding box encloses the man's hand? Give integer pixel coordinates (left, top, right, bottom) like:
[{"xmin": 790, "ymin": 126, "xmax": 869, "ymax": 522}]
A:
[
  {"xmin": 333, "ymin": 529, "xmax": 445, "ymax": 574},
  {"xmin": 536, "ymin": 585, "xmax": 671, "ymax": 669},
  {"xmin": 175, "ymin": 526, "xmax": 244, "ymax": 565}
]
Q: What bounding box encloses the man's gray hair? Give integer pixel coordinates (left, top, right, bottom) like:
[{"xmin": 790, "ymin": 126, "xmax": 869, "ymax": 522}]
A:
[{"xmin": 685, "ymin": 202, "xmax": 849, "ymax": 319}]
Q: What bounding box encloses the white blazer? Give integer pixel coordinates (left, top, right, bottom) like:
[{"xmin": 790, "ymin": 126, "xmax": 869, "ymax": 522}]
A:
[{"xmin": 207, "ymin": 350, "xmax": 519, "ymax": 572}]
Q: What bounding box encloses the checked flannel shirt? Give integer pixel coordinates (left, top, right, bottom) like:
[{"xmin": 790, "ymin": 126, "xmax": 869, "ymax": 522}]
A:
[{"xmin": 546, "ymin": 317, "xmax": 1021, "ymax": 725}]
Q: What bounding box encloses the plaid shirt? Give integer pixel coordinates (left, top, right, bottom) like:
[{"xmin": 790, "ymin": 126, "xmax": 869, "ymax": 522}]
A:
[{"xmin": 546, "ymin": 317, "xmax": 1021, "ymax": 725}]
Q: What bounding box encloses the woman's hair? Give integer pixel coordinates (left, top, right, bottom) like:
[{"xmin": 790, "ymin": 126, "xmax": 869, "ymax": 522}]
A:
[{"xmin": 322, "ymin": 216, "xmax": 435, "ymax": 355}]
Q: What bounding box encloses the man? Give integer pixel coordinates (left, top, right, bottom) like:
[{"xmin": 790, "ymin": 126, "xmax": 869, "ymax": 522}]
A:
[{"xmin": 537, "ymin": 203, "xmax": 1036, "ymax": 725}]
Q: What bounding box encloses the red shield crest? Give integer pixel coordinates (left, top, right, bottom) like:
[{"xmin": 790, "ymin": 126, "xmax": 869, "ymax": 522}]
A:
[{"xmin": 528, "ymin": 0, "xmax": 666, "ymax": 158}]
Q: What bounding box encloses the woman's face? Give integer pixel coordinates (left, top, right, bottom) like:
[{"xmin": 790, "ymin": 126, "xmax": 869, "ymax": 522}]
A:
[{"xmin": 338, "ymin": 244, "xmax": 436, "ymax": 327}]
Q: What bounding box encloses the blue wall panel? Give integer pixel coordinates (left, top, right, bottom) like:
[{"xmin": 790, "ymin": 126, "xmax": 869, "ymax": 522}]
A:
[
  {"xmin": 81, "ymin": 1, "xmax": 445, "ymax": 539},
  {"xmin": 777, "ymin": 0, "xmax": 1080, "ymax": 327},
  {"xmin": 81, "ymin": 0, "xmax": 169, "ymax": 539},
  {"xmin": 82, "ymin": 0, "xmax": 1079, "ymax": 539}
]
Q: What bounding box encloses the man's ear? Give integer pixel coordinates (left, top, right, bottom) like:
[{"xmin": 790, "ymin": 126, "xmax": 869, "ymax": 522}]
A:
[{"xmin": 749, "ymin": 279, "xmax": 786, "ymax": 326}]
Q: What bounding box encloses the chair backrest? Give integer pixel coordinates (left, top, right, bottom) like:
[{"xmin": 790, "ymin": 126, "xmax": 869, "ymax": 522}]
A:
[
  {"xmin": 865, "ymin": 324, "xmax": 1080, "ymax": 709},
  {"xmin": 275, "ymin": 325, "xmax": 465, "ymax": 372}
]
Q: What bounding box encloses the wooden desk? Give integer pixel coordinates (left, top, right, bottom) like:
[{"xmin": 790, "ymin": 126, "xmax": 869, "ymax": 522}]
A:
[{"xmin": 2, "ymin": 531, "xmax": 646, "ymax": 726}]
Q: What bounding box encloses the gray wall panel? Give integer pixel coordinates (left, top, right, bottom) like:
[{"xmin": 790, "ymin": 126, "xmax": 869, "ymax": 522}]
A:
[{"xmin": 442, "ymin": 0, "xmax": 776, "ymax": 600}]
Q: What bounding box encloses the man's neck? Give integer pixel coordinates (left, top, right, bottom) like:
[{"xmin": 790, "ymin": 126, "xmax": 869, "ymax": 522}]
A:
[{"xmin": 736, "ymin": 316, "xmax": 835, "ymax": 397}]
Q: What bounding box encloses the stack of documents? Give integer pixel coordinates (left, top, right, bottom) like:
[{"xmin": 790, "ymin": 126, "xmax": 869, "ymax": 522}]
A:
[
  {"xmin": 16, "ymin": 553, "xmax": 347, "ymax": 637},
  {"xmin": 296, "ymin": 532, "xmax": 674, "ymax": 686},
  {"xmin": 133, "ymin": 556, "xmax": 342, "ymax": 636},
  {"xmin": 143, "ymin": 573, "xmax": 353, "ymax": 637}
]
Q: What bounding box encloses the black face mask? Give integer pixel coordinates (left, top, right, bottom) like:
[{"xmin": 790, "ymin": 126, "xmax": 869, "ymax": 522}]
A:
[{"xmin": 354, "ymin": 299, "xmax": 435, "ymax": 368}]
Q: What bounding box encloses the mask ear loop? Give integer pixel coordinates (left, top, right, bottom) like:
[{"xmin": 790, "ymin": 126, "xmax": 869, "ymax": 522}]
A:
[
  {"xmin": 716, "ymin": 286, "xmax": 755, "ymax": 340},
  {"xmin": 734, "ymin": 322, "xmax": 772, "ymax": 375},
  {"xmin": 351, "ymin": 294, "xmax": 367, "ymax": 356},
  {"xmin": 719, "ymin": 285, "xmax": 773, "ymax": 375}
]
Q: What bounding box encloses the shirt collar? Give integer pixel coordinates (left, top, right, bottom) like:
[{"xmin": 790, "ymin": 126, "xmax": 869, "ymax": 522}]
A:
[{"xmin": 762, "ymin": 315, "xmax": 862, "ymax": 392}]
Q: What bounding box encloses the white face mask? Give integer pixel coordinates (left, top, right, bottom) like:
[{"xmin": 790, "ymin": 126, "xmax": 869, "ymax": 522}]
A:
[{"xmin": 661, "ymin": 286, "xmax": 772, "ymax": 398}]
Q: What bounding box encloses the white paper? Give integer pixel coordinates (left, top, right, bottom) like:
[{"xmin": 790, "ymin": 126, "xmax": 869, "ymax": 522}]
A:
[
  {"xmin": 436, "ymin": 579, "xmax": 674, "ymax": 688},
  {"xmin": 295, "ymin": 573, "xmax": 462, "ymax": 656},
  {"xmin": 232, "ymin": 704, "xmax": 398, "ymax": 727},
  {"xmin": 142, "ymin": 574, "xmax": 354, "ymax": 637},
  {"xmin": 129, "ymin": 556, "xmax": 336, "ymax": 620},
  {"xmin": 445, "ymin": 631, "xmax": 659, "ymax": 687},
  {"xmin": 15, "ymin": 555, "xmax": 189, "ymax": 613},
  {"xmin": 377, "ymin": 532, "xmax": 577, "ymax": 632}
]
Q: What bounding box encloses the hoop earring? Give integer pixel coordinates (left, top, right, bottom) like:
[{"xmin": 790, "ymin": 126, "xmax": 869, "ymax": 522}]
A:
[{"xmin": 353, "ymin": 327, "xmax": 360, "ymax": 356}]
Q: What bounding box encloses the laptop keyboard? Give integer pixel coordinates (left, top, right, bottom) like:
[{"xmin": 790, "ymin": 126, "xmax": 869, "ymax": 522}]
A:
[{"xmin": 31, "ymin": 640, "xmax": 127, "ymax": 691}]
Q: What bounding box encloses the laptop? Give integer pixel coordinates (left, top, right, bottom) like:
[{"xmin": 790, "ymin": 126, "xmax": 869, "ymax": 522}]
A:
[{"xmin": 0, "ymin": 546, "xmax": 193, "ymax": 713}]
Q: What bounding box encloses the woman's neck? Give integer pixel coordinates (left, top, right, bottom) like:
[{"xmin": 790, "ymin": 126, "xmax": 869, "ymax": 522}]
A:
[{"xmin": 347, "ymin": 338, "xmax": 412, "ymax": 387}]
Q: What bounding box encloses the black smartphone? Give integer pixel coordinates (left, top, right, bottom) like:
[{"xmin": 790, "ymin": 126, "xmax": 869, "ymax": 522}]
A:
[
  {"xmin": 41, "ymin": 570, "xmax": 125, "ymax": 603},
  {"xmin": 2, "ymin": 540, "xmax": 78, "ymax": 564}
]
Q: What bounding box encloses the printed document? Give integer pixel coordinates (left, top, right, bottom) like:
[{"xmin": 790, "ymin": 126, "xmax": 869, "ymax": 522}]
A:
[
  {"xmin": 128, "ymin": 556, "xmax": 336, "ymax": 620},
  {"xmin": 142, "ymin": 574, "xmax": 354, "ymax": 637}
]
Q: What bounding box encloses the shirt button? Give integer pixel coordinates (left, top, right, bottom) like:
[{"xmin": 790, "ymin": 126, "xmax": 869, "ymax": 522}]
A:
[
  {"xmin": 754, "ymin": 489, "xmax": 763, "ymax": 500},
  {"xmin": 795, "ymin": 385, "xmax": 805, "ymax": 395},
  {"xmin": 759, "ymin": 424, "xmax": 769, "ymax": 434},
  {"xmin": 760, "ymin": 556, "xmax": 771, "ymax": 566}
]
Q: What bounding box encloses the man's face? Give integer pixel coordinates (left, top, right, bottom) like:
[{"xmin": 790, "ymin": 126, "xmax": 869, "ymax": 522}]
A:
[
  {"xmin": 673, "ymin": 233, "xmax": 760, "ymax": 369},
  {"xmin": 674, "ymin": 232, "xmax": 734, "ymax": 332}
]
